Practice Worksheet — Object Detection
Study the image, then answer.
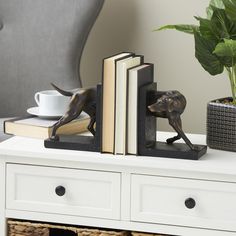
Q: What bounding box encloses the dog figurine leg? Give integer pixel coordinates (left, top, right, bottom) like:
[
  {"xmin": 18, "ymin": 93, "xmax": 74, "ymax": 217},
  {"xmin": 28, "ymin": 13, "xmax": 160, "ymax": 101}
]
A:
[
  {"xmin": 51, "ymin": 114, "xmax": 78, "ymax": 140},
  {"xmin": 166, "ymin": 117, "xmax": 182, "ymax": 144},
  {"xmin": 168, "ymin": 117, "xmax": 196, "ymax": 151},
  {"xmin": 50, "ymin": 94, "xmax": 85, "ymax": 140},
  {"xmin": 83, "ymin": 101, "xmax": 96, "ymax": 136},
  {"xmin": 166, "ymin": 134, "xmax": 181, "ymax": 144},
  {"xmin": 87, "ymin": 116, "xmax": 96, "ymax": 136}
]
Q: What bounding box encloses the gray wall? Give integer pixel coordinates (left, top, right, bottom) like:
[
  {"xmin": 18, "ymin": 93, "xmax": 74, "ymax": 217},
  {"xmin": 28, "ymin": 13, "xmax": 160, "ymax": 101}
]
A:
[{"xmin": 81, "ymin": 0, "xmax": 230, "ymax": 134}]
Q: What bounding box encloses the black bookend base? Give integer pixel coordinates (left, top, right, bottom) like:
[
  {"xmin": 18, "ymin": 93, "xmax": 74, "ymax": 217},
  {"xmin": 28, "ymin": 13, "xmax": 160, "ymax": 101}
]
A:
[
  {"xmin": 44, "ymin": 84, "xmax": 102, "ymax": 152},
  {"xmin": 45, "ymin": 135, "xmax": 100, "ymax": 152},
  {"xmin": 141, "ymin": 142, "xmax": 207, "ymax": 160},
  {"xmin": 138, "ymin": 83, "xmax": 207, "ymax": 160}
]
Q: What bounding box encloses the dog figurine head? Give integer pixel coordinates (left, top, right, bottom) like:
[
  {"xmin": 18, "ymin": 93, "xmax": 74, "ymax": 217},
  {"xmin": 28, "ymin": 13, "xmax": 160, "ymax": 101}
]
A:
[{"xmin": 148, "ymin": 91, "xmax": 186, "ymax": 116}]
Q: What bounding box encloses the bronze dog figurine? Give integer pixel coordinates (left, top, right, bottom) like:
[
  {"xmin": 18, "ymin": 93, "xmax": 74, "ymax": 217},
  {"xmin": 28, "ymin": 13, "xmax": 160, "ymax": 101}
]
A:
[
  {"xmin": 148, "ymin": 90, "xmax": 196, "ymax": 150},
  {"xmin": 50, "ymin": 83, "xmax": 97, "ymax": 140}
]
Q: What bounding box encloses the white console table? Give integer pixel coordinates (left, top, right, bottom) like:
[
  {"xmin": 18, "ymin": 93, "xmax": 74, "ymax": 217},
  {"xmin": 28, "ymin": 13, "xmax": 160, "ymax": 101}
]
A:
[{"xmin": 1, "ymin": 132, "xmax": 236, "ymax": 236}]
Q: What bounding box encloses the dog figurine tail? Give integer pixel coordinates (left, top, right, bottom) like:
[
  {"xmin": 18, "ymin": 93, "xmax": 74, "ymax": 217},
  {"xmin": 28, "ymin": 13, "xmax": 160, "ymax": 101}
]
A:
[{"xmin": 51, "ymin": 83, "xmax": 73, "ymax": 97}]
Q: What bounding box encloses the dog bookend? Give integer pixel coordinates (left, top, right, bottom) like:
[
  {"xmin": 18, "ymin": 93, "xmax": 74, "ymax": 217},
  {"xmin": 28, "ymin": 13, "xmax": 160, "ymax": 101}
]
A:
[
  {"xmin": 44, "ymin": 84, "xmax": 102, "ymax": 152},
  {"xmin": 138, "ymin": 83, "xmax": 207, "ymax": 160}
]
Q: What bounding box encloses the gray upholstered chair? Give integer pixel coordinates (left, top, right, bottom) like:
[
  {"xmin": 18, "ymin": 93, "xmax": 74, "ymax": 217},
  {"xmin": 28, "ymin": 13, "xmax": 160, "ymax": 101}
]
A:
[{"xmin": 0, "ymin": 0, "xmax": 105, "ymax": 141}]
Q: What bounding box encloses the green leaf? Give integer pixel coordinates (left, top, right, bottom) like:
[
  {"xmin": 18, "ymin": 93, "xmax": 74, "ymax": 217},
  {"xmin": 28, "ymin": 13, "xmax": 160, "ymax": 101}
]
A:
[
  {"xmin": 207, "ymin": 7, "xmax": 214, "ymax": 19},
  {"xmin": 215, "ymin": 40, "xmax": 236, "ymax": 67},
  {"xmin": 156, "ymin": 24, "xmax": 199, "ymax": 34},
  {"xmin": 207, "ymin": 0, "xmax": 225, "ymax": 18},
  {"xmin": 210, "ymin": 0, "xmax": 225, "ymax": 8},
  {"xmin": 212, "ymin": 9, "xmax": 230, "ymax": 39},
  {"xmin": 222, "ymin": 0, "xmax": 236, "ymax": 21},
  {"xmin": 196, "ymin": 9, "xmax": 236, "ymax": 42},
  {"xmin": 195, "ymin": 17, "xmax": 220, "ymax": 41},
  {"xmin": 214, "ymin": 39, "xmax": 236, "ymax": 57},
  {"xmin": 211, "ymin": 8, "xmax": 236, "ymax": 40},
  {"xmin": 194, "ymin": 31, "xmax": 224, "ymax": 75},
  {"xmin": 218, "ymin": 55, "xmax": 235, "ymax": 66}
]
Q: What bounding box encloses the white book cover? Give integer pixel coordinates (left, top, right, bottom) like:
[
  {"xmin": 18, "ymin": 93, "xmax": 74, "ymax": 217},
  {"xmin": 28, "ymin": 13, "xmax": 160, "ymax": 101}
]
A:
[{"xmin": 114, "ymin": 56, "xmax": 142, "ymax": 155}]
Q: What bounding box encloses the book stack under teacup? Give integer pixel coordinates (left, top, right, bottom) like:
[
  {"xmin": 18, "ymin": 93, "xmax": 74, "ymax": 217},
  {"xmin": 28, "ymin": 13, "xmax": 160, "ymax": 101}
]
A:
[{"xmin": 4, "ymin": 113, "xmax": 90, "ymax": 139}]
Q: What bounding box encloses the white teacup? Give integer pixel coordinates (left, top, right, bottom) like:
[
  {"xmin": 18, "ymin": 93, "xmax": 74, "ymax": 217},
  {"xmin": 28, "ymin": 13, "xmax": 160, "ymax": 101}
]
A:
[{"xmin": 34, "ymin": 90, "xmax": 70, "ymax": 116}]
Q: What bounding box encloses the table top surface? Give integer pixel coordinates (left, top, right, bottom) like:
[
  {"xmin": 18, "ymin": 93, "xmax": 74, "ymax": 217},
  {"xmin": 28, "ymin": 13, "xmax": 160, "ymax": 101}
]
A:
[{"xmin": 0, "ymin": 132, "xmax": 235, "ymax": 177}]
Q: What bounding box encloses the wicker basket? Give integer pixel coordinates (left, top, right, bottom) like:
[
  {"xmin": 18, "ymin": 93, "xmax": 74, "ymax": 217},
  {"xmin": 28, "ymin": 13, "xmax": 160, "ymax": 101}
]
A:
[
  {"xmin": 8, "ymin": 220, "xmax": 129, "ymax": 236},
  {"xmin": 132, "ymin": 232, "xmax": 170, "ymax": 236},
  {"xmin": 207, "ymin": 98, "xmax": 236, "ymax": 152}
]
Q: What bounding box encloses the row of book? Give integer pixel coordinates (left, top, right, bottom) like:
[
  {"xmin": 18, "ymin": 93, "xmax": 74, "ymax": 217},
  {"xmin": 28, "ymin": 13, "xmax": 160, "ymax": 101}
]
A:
[{"xmin": 102, "ymin": 52, "xmax": 153, "ymax": 155}]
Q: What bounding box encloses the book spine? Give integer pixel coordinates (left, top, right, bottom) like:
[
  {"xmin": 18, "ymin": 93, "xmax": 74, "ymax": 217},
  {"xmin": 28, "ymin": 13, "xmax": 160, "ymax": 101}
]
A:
[
  {"xmin": 101, "ymin": 59, "xmax": 116, "ymax": 153},
  {"xmin": 127, "ymin": 64, "xmax": 154, "ymax": 155}
]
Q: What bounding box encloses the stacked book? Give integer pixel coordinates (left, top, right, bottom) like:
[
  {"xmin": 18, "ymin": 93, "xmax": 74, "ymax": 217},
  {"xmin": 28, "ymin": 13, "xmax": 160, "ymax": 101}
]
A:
[
  {"xmin": 4, "ymin": 113, "xmax": 90, "ymax": 139},
  {"xmin": 102, "ymin": 52, "xmax": 154, "ymax": 155}
]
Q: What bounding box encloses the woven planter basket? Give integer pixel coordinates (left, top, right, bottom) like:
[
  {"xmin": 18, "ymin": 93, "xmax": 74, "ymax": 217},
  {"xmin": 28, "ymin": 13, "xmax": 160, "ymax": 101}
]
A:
[
  {"xmin": 132, "ymin": 232, "xmax": 169, "ymax": 236},
  {"xmin": 207, "ymin": 98, "xmax": 236, "ymax": 152},
  {"xmin": 8, "ymin": 220, "xmax": 129, "ymax": 236}
]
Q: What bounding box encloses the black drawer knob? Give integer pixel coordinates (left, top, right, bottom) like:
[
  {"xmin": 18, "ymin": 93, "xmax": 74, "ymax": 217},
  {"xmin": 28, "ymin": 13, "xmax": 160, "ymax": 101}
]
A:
[
  {"xmin": 185, "ymin": 198, "xmax": 196, "ymax": 209},
  {"xmin": 55, "ymin": 186, "xmax": 66, "ymax": 197}
]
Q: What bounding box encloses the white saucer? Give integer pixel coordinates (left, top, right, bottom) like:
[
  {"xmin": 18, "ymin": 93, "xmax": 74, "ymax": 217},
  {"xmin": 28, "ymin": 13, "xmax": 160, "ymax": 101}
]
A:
[{"xmin": 27, "ymin": 107, "xmax": 63, "ymax": 119}]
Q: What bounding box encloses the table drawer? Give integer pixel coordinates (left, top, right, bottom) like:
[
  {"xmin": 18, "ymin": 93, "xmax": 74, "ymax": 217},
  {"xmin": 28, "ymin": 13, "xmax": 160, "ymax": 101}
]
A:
[
  {"xmin": 131, "ymin": 174, "xmax": 236, "ymax": 231},
  {"xmin": 6, "ymin": 164, "xmax": 121, "ymax": 220}
]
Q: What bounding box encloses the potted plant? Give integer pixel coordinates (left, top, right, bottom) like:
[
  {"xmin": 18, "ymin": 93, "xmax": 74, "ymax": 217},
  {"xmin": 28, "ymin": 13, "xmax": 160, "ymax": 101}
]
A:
[{"xmin": 156, "ymin": 0, "xmax": 236, "ymax": 152}]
